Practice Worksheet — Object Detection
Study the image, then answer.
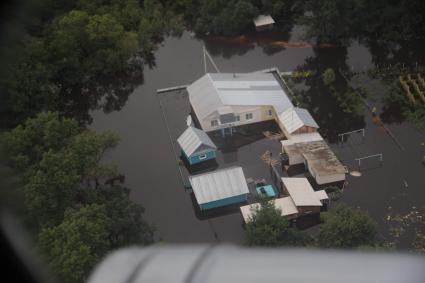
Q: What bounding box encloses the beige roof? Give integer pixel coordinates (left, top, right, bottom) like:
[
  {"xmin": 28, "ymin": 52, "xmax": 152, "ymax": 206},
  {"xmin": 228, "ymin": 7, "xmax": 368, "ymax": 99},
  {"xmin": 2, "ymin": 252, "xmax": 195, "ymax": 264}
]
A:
[
  {"xmin": 282, "ymin": 140, "xmax": 346, "ymax": 176},
  {"xmin": 281, "ymin": 177, "xmax": 322, "ymax": 206},
  {"xmin": 301, "ymin": 141, "xmax": 346, "ymax": 176},
  {"xmin": 280, "ymin": 132, "xmax": 323, "ymax": 147},
  {"xmin": 315, "ymin": 190, "xmax": 329, "ymax": 201},
  {"xmin": 253, "ymin": 15, "xmax": 275, "ymax": 27},
  {"xmin": 240, "ymin": 197, "xmax": 298, "ymax": 223}
]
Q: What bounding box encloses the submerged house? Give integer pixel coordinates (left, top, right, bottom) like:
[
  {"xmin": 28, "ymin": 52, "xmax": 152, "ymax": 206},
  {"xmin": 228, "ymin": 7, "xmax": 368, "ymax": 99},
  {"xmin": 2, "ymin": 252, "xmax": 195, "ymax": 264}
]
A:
[
  {"xmin": 240, "ymin": 177, "xmax": 328, "ymax": 223},
  {"xmin": 177, "ymin": 126, "xmax": 217, "ymax": 165},
  {"xmin": 189, "ymin": 166, "xmax": 249, "ymax": 210},
  {"xmin": 187, "ymin": 72, "xmax": 293, "ymax": 133},
  {"xmin": 253, "ymin": 15, "xmax": 275, "ymax": 31}
]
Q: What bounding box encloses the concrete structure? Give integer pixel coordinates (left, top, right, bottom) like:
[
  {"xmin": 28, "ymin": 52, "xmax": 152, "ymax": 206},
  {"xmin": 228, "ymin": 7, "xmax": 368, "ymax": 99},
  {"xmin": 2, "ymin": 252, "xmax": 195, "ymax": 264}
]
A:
[
  {"xmin": 253, "ymin": 15, "xmax": 275, "ymax": 31},
  {"xmin": 240, "ymin": 177, "xmax": 328, "ymax": 223},
  {"xmin": 189, "ymin": 166, "xmax": 249, "ymax": 210},
  {"xmin": 281, "ymin": 135, "xmax": 346, "ymax": 185},
  {"xmin": 177, "ymin": 127, "xmax": 217, "ymax": 165}
]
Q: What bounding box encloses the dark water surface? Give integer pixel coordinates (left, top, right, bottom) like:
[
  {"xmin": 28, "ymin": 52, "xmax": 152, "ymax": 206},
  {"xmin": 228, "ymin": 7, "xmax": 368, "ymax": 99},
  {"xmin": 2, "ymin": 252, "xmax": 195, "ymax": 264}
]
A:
[{"xmin": 89, "ymin": 31, "xmax": 425, "ymax": 244}]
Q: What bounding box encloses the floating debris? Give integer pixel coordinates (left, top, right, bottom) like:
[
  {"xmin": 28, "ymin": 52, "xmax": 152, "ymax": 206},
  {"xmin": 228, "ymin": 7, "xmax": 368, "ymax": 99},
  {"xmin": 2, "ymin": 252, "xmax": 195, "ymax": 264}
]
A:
[{"xmin": 350, "ymin": 171, "xmax": 362, "ymax": 177}]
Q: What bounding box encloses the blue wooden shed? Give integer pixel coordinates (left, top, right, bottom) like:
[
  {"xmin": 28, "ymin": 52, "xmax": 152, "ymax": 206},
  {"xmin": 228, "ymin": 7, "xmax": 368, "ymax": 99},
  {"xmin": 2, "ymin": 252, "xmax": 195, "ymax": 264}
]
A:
[
  {"xmin": 189, "ymin": 166, "xmax": 249, "ymax": 210},
  {"xmin": 177, "ymin": 127, "xmax": 217, "ymax": 165}
]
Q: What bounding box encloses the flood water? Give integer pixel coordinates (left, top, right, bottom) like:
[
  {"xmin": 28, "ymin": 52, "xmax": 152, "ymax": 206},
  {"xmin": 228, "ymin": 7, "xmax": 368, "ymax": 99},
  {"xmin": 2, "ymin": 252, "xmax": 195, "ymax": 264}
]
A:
[{"xmin": 89, "ymin": 30, "xmax": 425, "ymax": 245}]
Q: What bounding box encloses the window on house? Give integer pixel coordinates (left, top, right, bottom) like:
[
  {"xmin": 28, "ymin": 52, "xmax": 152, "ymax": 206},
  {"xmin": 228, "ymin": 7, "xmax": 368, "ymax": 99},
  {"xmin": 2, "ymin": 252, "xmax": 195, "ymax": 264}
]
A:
[
  {"xmin": 198, "ymin": 154, "xmax": 207, "ymax": 160},
  {"xmin": 245, "ymin": 113, "xmax": 253, "ymax": 120},
  {"xmin": 268, "ymin": 109, "xmax": 273, "ymax": 116},
  {"xmin": 235, "ymin": 115, "xmax": 240, "ymax": 122},
  {"xmin": 211, "ymin": 120, "xmax": 218, "ymax": 127}
]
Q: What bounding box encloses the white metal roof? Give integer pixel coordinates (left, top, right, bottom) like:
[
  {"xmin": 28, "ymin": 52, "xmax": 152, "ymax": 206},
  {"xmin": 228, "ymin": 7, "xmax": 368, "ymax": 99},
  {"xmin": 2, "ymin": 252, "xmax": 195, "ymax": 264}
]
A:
[
  {"xmin": 280, "ymin": 132, "xmax": 324, "ymax": 147},
  {"xmin": 189, "ymin": 166, "xmax": 249, "ymax": 205},
  {"xmin": 281, "ymin": 177, "xmax": 322, "ymax": 206},
  {"xmin": 187, "ymin": 73, "xmax": 293, "ymax": 120},
  {"xmin": 253, "ymin": 15, "xmax": 275, "ymax": 27},
  {"xmin": 278, "ymin": 107, "xmax": 319, "ymax": 134},
  {"xmin": 240, "ymin": 197, "xmax": 298, "ymax": 223},
  {"xmin": 315, "ymin": 190, "xmax": 329, "ymax": 201},
  {"xmin": 177, "ymin": 127, "xmax": 216, "ymax": 157}
]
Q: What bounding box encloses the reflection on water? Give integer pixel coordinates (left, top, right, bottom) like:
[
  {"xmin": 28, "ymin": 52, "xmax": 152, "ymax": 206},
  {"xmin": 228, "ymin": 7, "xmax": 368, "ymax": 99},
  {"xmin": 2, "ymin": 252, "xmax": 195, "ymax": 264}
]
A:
[{"xmin": 62, "ymin": 72, "xmax": 144, "ymax": 125}]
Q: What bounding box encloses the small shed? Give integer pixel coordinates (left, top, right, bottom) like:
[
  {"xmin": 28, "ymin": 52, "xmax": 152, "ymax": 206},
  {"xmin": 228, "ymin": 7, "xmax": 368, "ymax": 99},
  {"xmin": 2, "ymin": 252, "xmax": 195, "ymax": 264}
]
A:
[
  {"xmin": 189, "ymin": 166, "xmax": 249, "ymax": 210},
  {"xmin": 253, "ymin": 15, "xmax": 275, "ymax": 31},
  {"xmin": 177, "ymin": 126, "xmax": 217, "ymax": 165},
  {"xmin": 240, "ymin": 197, "xmax": 298, "ymax": 223},
  {"xmin": 281, "ymin": 177, "xmax": 322, "ymax": 214},
  {"xmin": 278, "ymin": 107, "xmax": 319, "ymax": 136}
]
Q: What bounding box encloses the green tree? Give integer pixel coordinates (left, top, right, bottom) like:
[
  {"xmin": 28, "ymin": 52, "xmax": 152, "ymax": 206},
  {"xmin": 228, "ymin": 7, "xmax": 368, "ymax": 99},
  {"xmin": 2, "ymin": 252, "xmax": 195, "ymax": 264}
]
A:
[
  {"xmin": 94, "ymin": 185, "xmax": 155, "ymax": 248},
  {"xmin": 322, "ymin": 68, "xmax": 336, "ymax": 86},
  {"xmin": 47, "ymin": 10, "xmax": 139, "ymax": 86},
  {"xmin": 38, "ymin": 204, "xmax": 110, "ymax": 283},
  {"xmin": 302, "ymin": 0, "xmax": 355, "ymax": 44},
  {"xmin": 318, "ymin": 204, "xmax": 378, "ymax": 248},
  {"xmin": 1, "ymin": 112, "xmax": 79, "ymax": 172},
  {"xmin": 245, "ymin": 201, "xmax": 305, "ymax": 246}
]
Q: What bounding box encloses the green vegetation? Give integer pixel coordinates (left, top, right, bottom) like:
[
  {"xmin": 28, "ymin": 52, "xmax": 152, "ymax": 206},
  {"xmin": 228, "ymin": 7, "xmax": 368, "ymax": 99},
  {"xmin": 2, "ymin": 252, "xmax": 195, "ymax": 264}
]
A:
[
  {"xmin": 322, "ymin": 68, "xmax": 336, "ymax": 86},
  {"xmin": 383, "ymin": 83, "xmax": 425, "ymax": 127},
  {"xmin": 1, "ymin": 112, "xmax": 154, "ymax": 283},
  {"xmin": 176, "ymin": 0, "xmax": 301, "ymax": 36},
  {"xmin": 318, "ymin": 205, "xmax": 378, "ymax": 248},
  {"xmin": 245, "ymin": 202, "xmax": 378, "ymax": 249},
  {"xmin": 0, "ymin": 0, "xmax": 182, "ymax": 128},
  {"xmin": 245, "ymin": 201, "xmax": 308, "ymax": 246},
  {"xmin": 302, "ymin": 0, "xmax": 425, "ymax": 44},
  {"xmin": 321, "ymin": 68, "xmax": 363, "ymax": 114}
]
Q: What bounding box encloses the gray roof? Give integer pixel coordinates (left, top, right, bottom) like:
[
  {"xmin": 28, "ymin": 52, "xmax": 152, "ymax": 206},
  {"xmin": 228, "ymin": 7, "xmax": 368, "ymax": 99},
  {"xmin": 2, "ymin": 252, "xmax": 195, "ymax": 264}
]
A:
[
  {"xmin": 189, "ymin": 166, "xmax": 249, "ymax": 204},
  {"xmin": 187, "ymin": 73, "xmax": 293, "ymax": 120},
  {"xmin": 278, "ymin": 107, "xmax": 319, "ymax": 134},
  {"xmin": 177, "ymin": 127, "xmax": 217, "ymax": 157}
]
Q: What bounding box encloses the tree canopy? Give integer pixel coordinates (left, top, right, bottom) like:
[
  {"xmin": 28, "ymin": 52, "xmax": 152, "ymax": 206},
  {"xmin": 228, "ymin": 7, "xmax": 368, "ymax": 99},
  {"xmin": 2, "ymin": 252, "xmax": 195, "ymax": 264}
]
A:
[
  {"xmin": 1, "ymin": 112, "xmax": 155, "ymax": 282},
  {"xmin": 318, "ymin": 204, "xmax": 378, "ymax": 248},
  {"xmin": 245, "ymin": 201, "xmax": 307, "ymax": 246}
]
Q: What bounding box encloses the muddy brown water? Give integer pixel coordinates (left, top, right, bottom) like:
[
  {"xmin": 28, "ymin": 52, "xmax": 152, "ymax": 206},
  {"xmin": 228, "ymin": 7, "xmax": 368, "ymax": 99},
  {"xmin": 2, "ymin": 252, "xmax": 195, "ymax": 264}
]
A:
[{"xmin": 89, "ymin": 30, "xmax": 425, "ymax": 245}]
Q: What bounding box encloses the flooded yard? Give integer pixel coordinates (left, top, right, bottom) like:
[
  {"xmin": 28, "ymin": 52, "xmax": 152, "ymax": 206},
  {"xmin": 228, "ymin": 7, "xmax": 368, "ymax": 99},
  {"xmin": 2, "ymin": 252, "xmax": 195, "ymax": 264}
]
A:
[{"xmin": 88, "ymin": 30, "xmax": 425, "ymax": 246}]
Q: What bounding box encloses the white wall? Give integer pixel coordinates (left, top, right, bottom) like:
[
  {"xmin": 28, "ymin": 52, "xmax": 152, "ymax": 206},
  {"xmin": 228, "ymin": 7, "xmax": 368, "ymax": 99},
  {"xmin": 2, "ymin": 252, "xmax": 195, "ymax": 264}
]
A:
[{"xmin": 201, "ymin": 106, "xmax": 268, "ymax": 132}]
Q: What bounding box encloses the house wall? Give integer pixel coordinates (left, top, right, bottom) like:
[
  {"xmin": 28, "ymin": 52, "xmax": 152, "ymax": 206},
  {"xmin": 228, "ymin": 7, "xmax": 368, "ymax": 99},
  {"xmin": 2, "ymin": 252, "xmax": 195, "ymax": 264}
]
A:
[
  {"xmin": 297, "ymin": 206, "xmax": 321, "ymax": 215},
  {"xmin": 315, "ymin": 173, "xmax": 346, "ymax": 185},
  {"xmin": 188, "ymin": 151, "xmax": 216, "ymax": 165},
  {"xmin": 200, "ymin": 105, "xmax": 272, "ymax": 132},
  {"xmin": 255, "ymin": 23, "xmax": 274, "ymax": 32},
  {"xmin": 200, "ymin": 194, "xmax": 247, "ymax": 210},
  {"xmin": 292, "ymin": 126, "xmax": 318, "ymax": 135}
]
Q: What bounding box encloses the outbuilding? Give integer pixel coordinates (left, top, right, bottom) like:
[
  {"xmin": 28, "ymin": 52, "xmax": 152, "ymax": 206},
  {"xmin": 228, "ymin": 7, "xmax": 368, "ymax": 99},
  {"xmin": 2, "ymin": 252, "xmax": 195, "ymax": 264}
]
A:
[
  {"xmin": 177, "ymin": 126, "xmax": 217, "ymax": 165},
  {"xmin": 253, "ymin": 15, "xmax": 275, "ymax": 31},
  {"xmin": 281, "ymin": 177, "xmax": 324, "ymax": 215},
  {"xmin": 189, "ymin": 166, "xmax": 249, "ymax": 210}
]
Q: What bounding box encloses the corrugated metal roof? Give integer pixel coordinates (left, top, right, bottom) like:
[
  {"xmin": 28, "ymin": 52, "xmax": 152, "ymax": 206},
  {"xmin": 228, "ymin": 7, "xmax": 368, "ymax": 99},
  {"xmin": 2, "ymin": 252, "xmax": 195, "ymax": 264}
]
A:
[
  {"xmin": 240, "ymin": 197, "xmax": 298, "ymax": 223},
  {"xmin": 253, "ymin": 15, "xmax": 275, "ymax": 27},
  {"xmin": 278, "ymin": 107, "xmax": 319, "ymax": 134},
  {"xmin": 188, "ymin": 73, "xmax": 293, "ymax": 120},
  {"xmin": 177, "ymin": 127, "xmax": 216, "ymax": 157},
  {"xmin": 281, "ymin": 177, "xmax": 322, "ymax": 206},
  {"xmin": 189, "ymin": 166, "xmax": 249, "ymax": 205}
]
